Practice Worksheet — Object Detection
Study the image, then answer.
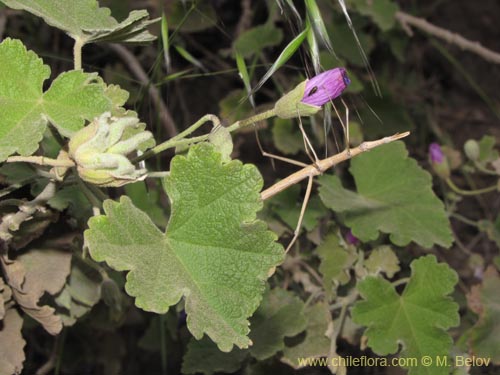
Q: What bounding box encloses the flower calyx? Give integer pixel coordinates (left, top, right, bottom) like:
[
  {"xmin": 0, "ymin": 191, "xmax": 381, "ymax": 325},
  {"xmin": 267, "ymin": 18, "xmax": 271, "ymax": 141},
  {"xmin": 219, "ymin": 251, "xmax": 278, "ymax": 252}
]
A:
[{"xmin": 68, "ymin": 112, "xmax": 154, "ymax": 187}]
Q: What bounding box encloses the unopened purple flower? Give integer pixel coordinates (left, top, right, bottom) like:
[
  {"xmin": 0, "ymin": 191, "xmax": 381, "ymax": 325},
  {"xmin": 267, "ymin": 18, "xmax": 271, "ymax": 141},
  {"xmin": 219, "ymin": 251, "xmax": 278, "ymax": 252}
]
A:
[
  {"xmin": 301, "ymin": 68, "xmax": 350, "ymax": 107},
  {"xmin": 429, "ymin": 143, "xmax": 444, "ymax": 164},
  {"xmin": 345, "ymin": 229, "xmax": 360, "ymax": 246}
]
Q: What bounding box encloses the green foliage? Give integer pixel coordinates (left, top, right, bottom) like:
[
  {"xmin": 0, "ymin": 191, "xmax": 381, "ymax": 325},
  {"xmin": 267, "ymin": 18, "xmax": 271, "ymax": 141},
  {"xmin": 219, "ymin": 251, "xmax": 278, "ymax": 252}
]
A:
[
  {"xmin": 0, "ymin": 0, "xmax": 157, "ymax": 44},
  {"xmin": 352, "ymin": 255, "xmax": 459, "ymax": 375},
  {"xmin": 182, "ymin": 287, "xmax": 307, "ymax": 374},
  {"xmin": 319, "ymin": 142, "xmax": 453, "ymax": 248},
  {"xmin": 248, "ymin": 288, "xmax": 307, "ymax": 360},
  {"xmin": 234, "ymin": 23, "xmax": 284, "ymax": 58},
  {"xmin": 316, "ymin": 233, "xmax": 356, "ymax": 299},
  {"xmin": 0, "ymin": 38, "xmax": 111, "ymax": 161},
  {"xmin": 281, "ymin": 302, "xmax": 332, "ymax": 368},
  {"xmin": 350, "ymin": 0, "xmax": 399, "ymax": 31},
  {"xmin": 463, "ymin": 267, "xmax": 500, "ymax": 363},
  {"xmin": 2, "ymin": 0, "xmax": 498, "ymax": 373},
  {"xmin": 183, "ymin": 336, "xmax": 248, "ymax": 375},
  {"xmin": 269, "ymin": 185, "xmax": 327, "ymax": 232},
  {"xmin": 272, "ymin": 118, "xmax": 305, "ymax": 155},
  {"xmin": 364, "ymin": 246, "xmax": 400, "ymax": 277},
  {"xmin": 85, "ymin": 144, "xmax": 284, "ymax": 351}
]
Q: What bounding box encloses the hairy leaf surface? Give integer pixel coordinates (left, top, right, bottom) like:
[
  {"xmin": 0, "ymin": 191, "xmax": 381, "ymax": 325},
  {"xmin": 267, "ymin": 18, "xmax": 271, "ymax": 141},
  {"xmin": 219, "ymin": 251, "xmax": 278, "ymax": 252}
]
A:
[
  {"xmin": 319, "ymin": 142, "xmax": 453, "ymax": 248},
  {"xmin": 0, "ymin": 0, "xmax": 157, "ymax": 44},
  {"xmin": 86, "ymin": 144, "xmax": 284, "ymax": 351},
  {"xmin": 352, "ymin": 255, "xmax": 459, "ymax": 375},
  {"xmin": 0, "ymin": 38, "xmax": 110, "ymax": 160}
]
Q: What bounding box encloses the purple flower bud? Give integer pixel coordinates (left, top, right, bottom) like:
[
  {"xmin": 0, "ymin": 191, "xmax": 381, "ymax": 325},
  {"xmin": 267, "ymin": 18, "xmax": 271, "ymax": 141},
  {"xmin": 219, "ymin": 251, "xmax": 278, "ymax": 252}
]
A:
[
  {"xmin": 301, "ymin": 68, "xmax": 350, "ymax": 106},
  {"xmin": 429, "ymin": 143, "xmax": 450, "ymax": 179},
  {"xmin": 429, "ymin": 143, "xmax": 444, "ymax": 164},
  {"xmin": 345, "ymin": 229, "xmax": 360, "ymax": 246}
]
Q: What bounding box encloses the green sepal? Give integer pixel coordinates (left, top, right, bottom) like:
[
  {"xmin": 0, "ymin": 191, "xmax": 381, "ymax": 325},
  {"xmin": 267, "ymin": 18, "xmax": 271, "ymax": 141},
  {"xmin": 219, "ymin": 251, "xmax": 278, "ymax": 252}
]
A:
[{"xmin": 274, "ymin": 80, "xmax": 321, "ymax": 119}]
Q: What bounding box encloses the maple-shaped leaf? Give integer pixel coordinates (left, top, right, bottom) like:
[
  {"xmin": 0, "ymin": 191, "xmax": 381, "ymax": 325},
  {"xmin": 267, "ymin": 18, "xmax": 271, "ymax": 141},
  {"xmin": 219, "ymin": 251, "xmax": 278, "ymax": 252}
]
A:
[
  {"xmin": 319, "ymin": 142, "xmax": 453, "ymax": 248},
  {"xmin": 0, "ymin": 38, "xmax": 111, "ymax": 160},
  {"xmin": 352, "ymin": 255, "xmax": 459, "ymax": 375},
  {"xmin": 464, "ymin": 266, "xmax": 500, "ymax": 364},
  {"xmin": 1, "ymin": 0, "xmax": 157, "ymax": 45},
  {"xmin": 85, "ymin": 143, "xmax": 284, "ymax": 351},
  {"xmin": 182, "ymin": 287, "xmax": 307, "ymax": 374}
]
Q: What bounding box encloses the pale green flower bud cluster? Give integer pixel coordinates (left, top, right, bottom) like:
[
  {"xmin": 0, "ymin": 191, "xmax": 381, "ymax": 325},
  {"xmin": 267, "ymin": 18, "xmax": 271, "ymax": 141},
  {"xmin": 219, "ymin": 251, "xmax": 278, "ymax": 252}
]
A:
[{"xmin": 68, "ymin": 112, "xmax": 153, "ymax": 187}]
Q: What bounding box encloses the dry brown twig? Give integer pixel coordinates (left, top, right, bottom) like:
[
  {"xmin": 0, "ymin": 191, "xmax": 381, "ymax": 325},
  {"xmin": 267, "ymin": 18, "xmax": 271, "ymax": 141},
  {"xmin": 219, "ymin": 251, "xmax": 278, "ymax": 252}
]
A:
[
  {"xmin": 261, "ymin": 131, "xmax": 411, "ymax": 252},
  {"xmin": 395, "ymin": 11, "xmax": 500, "ymax": 65}
]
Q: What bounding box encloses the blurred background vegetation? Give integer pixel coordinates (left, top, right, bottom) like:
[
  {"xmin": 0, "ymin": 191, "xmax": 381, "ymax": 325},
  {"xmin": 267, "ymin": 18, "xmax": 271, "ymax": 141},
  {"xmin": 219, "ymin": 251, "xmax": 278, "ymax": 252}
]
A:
[{"xmin": 1, "ymin": 0, "xmax": 499, "ymax": 374}]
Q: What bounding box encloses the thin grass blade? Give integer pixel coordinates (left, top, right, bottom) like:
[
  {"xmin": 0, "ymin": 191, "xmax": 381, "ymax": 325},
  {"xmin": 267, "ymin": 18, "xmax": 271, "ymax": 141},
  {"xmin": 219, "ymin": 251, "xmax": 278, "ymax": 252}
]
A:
[
  {"xmin": 235, "ymin": 51, "xmax": 255, "ymax": 107},
  {"xmin": 174, "ymin": 44, "xmax": 206, "ymax": 72},
  {"xmin": 253, "ymin": 25, "xmax": 309, "ymax": 92},
  {"xmin": 305, "ymin": 0, "xmax": 335, "ymax": 55},
  {"xmin": 336, "ymin": 0, "xmax": 381, "ymax": 96},
  {"xmin": 161, "ymin": 12, "xmax": 171, "ymax": 73}
]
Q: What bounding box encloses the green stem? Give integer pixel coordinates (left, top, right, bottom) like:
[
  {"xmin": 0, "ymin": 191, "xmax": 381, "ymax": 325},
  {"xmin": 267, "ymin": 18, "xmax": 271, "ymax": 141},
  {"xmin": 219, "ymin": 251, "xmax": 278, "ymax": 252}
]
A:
[
  {"xmin": 6, "ymin": 155, "xmax": 75, "ymax": 167},
  {"xmin": 450, "ymin": 213, "xmax": 479, "ymax": 228},
  {"xmin": 446, "ymin": 178, "xmax": 497, "ymax": 196},
  {"xmin": 473, "ymin": 161, "xmax": 498, "ymax": 176},
  {"xmin": 392, "ymin": 277, "xmax": 410, "ymax": 288},
  {"xmin": 133, "ymin": 114, "xmax": 220, "ymax": 163},
  {"xmin": 73, "ymin": 38, "xmax": 84, "ymax": 70},
  {"xmin": 135, "ymin": 109, "xmax": 277, "ymax": 162},
  {"xmin": 226, "ymin": 108, "xmax": 276, "ymax": 132}
]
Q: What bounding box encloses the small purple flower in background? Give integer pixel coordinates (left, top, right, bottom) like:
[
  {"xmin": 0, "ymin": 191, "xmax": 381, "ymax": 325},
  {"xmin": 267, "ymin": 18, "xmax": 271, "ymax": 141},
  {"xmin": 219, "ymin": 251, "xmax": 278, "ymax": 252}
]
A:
[
  {"xmin": 345, "ymin": 229, "xmax": 360, "ymax": 246},
  {"xmin": 428, "ymin": 142, "xmax": 450, "ymax": 179},
  {"xmin": 429, "ymin": 143, "xmax": 444, "ymax": 164},
  {"xmin": 301, "ymin": 68, "xmax": 351, "ymax": 107}
]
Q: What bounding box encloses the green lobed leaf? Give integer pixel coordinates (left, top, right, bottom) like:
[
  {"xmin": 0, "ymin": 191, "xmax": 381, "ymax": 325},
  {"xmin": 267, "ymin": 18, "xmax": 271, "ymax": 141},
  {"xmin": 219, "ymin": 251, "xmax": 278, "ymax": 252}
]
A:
[
  {"xmin": 0, "ymin": 0, "xmax": 158, "ymax": 45},
  {"xmin": 364, "ymin": 246, "xmax": 400, "ymax": 278},
  {"xmin": 165, "ymin": 1, "xmax": 216, "ymax": 33},
  {"xmin": 270, "ymin": 185, "xmax": 327, "ymax": 233},
  {"xmin": 319, "ymin": 142, "xmax": 453, "ymax": 248},
  {"xmin": 328, "ymin": 19, "xmax": 374, "ymax": 68},
  {"xmin": 316, "ymin": 233, "xmax": 356, "ymax": 300},
  {"xmin": 0, "ymin": 38, "xmax": 111, "ymax": 161},
  {"xmin": 281, "ymin": 302, "xmax": 332, "ymax": 369},
  {"xmin": 233, "ymin": 23, "xmax": 284, "ymax": 58},
  {"xmin": 464, "ymin": 267, "xmax": 500, "ymax": 364},
  {"xmin": 182, "ymin": 287, "xmax": 307, "ymax": 374},
  {"xmin": 272, "ymin": 118, "xmax": 305, "ymax": 155},
  {"xmin": 478, "ymin": 135, "xmax": 499, "ymax": 163},
  {"xmin": 351, "ymin": 0, "xmax": 399, "ymax": 31},
  {"xmin": 352, "ymin": 255, "xmax": 459, "ymax": 375},
  {"xmin": 124, "ymin": 181, "xmax": 168, "ymax": 228},
  {"xmin": 248, "ymin": 288, "xmax": 307, "ymax": 360},
  {"xmin": 85, "ymin": 143, "xmax": 284, "ymax": 351}
]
